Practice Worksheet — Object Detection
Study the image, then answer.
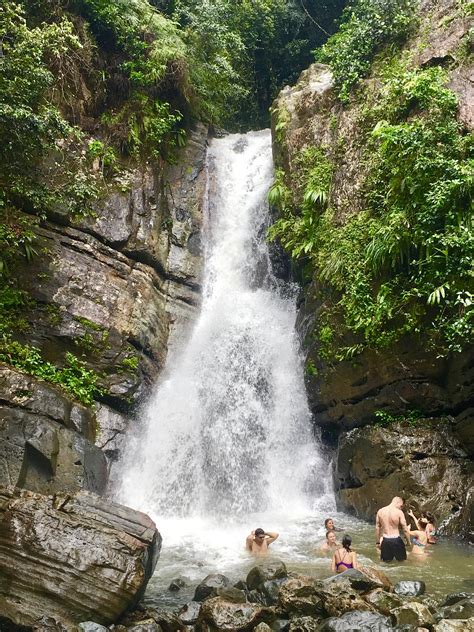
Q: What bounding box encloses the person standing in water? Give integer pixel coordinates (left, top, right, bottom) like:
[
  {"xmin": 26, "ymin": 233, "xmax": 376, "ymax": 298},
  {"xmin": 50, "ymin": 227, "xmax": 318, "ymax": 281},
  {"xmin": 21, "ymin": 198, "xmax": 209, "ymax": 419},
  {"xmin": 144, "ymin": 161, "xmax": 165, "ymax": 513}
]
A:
[
  {"xmin": 408, "ymin": 509, "xmax": 437, "ymax": 544},
  {"xmin": 376, "ymin": 496, "xmax": 412, "ymax": 562},
  {"xmin": 331, "ymin": 534, "xmax": 358, "ymax": 573},
  {"xmin": 246, "ymin": 528, "xmax": 279, "ymax": 556}
]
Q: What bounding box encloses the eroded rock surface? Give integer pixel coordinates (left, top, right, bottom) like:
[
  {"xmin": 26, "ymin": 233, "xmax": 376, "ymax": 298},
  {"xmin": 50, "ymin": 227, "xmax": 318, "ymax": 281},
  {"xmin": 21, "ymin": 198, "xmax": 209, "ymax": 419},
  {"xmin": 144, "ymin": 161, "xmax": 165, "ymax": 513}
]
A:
[
  {"xmin": 0, "ymin": 487, "xmax": 160, "ymax": 629},
  {"xmin": 336, "ymin": 421, "xmax": 473, "ymax": 538},
  {"xmin": 0, "ymin": 366, "xmax": 107, "ymax": 495}
]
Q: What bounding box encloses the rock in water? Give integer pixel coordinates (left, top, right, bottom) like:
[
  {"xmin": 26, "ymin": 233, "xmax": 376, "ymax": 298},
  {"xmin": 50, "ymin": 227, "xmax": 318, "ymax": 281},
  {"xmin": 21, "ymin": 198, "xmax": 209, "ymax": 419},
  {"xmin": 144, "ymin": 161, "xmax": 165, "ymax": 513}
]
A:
[
  {"xmin": 437, "ymin": 597, "xmax": 474, "ymax": 620},
  {"xmin": 0, "ymin": 487, "xmax": 160, "ymax": 629},
  {"xmin": 278, "ymin": 577, "xmax": 324, "ymax": 617},
  {"xmin": 392, "ymin": 601, "xmax": 435, "ymax": 627},
  {"xmin": 193, "ymin": 573, "xmax": 231, "ymax": 601},
  {"xmin": 394, "ymin": 580, "xmax": 426, "ymax": 597},
  {"xmin": 246, "ymin": 561, "xmax": 287, "ymax": 591},
  {"xmin": 318, "ymin": 610, "xmax": 392, "ymax": 632},
  {"xmin": 198, "ymin": 597, "xmax": 268, "ymax": 631},
  {"xmin": 288, "ymin": 616, "xmax": 321, "ymax": 631},
  {"xmin": 434, "ymin": 618, "xmax": 474, "ymax": 631}
]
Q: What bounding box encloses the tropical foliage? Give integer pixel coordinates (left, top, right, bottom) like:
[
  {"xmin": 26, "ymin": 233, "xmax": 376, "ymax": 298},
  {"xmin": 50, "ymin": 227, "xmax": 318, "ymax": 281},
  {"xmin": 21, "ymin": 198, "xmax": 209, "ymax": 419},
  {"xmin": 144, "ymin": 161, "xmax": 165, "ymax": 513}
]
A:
[{"xmin": 270, "ymin": 63, "xmax": 473, "ymax": 357}]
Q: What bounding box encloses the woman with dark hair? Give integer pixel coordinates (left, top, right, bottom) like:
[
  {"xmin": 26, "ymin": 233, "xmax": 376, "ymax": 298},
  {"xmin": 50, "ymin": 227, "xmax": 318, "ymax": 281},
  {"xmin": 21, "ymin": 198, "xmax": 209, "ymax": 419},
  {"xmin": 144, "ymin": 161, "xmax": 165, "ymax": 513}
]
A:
[
  {"xmin": 331, "ymin": 534, "xmax": 358, "ymax": 573},
  {"xmin": 408, "ymin": 509, "xmax": 437, "ymax": 544}
]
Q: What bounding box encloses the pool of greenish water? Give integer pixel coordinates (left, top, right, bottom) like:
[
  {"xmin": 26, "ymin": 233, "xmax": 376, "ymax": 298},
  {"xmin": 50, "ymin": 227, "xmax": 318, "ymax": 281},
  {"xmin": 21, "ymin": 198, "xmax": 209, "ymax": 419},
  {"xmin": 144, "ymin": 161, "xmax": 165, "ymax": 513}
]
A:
[{"xmin": 143, "ymin": 510, "xmax": 474, "ymax": 611}]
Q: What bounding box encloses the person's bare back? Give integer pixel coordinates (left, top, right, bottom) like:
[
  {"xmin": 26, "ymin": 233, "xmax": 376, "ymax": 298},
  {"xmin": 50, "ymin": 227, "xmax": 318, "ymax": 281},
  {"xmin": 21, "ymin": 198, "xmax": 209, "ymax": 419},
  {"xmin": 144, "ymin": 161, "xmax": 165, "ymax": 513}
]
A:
[{"xmin": 376, "ymin": 497, "xmax": 411, "ymax": 562}]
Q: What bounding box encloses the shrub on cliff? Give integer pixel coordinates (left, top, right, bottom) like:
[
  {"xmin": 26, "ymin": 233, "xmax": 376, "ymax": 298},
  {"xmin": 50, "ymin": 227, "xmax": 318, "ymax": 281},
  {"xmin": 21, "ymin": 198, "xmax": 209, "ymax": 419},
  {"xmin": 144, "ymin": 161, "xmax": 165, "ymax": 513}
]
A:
[
  {"xmin": 269, "ymin": 63, "xmax": 473, "ymax": 357},
  {"xmin": 316, "ymin": 0, "xmax": 417, "ymax": 102}
]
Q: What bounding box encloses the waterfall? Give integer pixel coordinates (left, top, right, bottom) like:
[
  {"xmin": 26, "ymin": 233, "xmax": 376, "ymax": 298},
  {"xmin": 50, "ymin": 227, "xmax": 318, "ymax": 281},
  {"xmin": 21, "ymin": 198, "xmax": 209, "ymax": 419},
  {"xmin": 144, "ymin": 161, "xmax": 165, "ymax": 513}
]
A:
[{"xmin": 117, "ymin": 130, "xmax": 333, "ymax": 521}]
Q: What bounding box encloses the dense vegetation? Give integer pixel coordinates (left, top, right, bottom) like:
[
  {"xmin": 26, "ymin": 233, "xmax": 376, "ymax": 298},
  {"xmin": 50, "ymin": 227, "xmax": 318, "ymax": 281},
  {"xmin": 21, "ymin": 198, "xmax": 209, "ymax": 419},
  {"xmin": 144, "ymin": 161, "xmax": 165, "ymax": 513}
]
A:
[
  {"xmin": 270, "ymin": 0, "xmax": 473, "ymax": 360},
  {"xmin": 0, "ymin": 0, "xmax": 344, "ymax": 403}
]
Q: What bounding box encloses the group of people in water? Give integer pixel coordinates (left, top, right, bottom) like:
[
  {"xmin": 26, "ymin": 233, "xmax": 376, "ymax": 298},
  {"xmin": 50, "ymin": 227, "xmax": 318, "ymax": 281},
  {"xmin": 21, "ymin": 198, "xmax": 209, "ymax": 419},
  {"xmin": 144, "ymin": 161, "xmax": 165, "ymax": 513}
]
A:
[{"xmin": 246, "ymin": 497, "xmax": 437, "ymax": 571}]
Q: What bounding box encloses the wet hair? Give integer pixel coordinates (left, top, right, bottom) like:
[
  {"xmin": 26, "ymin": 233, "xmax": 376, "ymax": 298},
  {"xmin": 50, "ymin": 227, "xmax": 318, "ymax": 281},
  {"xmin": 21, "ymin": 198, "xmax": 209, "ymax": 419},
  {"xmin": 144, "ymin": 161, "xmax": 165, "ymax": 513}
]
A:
[
  {"xmin": 423, "ymin": 512, "xmax": 435, "ymax": 524},
  {"xmin": 255, "ymin": 528, "xmax": 265, "ymax": 537},
  {"xmin": 324, "ymin": 518, "xmax": 334, "ymax": 528},
  {"xmin": 342, "ymin": 534, "xmax": 352, "ymax": 552},
  {"xmin": 326, "ymin": 530, "xmax": 336, "ymax": 539}
]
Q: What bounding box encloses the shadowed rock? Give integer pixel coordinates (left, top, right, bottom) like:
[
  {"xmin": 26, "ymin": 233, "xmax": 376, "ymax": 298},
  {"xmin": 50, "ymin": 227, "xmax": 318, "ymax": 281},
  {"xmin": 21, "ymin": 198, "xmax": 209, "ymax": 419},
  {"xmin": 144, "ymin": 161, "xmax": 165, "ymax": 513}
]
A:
[{"xmin": 0, "ymin": 487, "xmax": 160, "ymax": 629}]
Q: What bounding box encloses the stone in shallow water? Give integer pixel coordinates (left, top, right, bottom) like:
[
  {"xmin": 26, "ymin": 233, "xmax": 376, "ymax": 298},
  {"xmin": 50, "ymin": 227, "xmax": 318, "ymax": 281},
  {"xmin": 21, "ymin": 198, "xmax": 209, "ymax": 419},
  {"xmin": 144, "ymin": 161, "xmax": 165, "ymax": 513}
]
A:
[
  {"xmin": 441, "ymin": 592, "xmax": 474, "ymax": 607},
  {"xmin": 392, "ymin": 601, "xmax": 435, "ymax": 627},
  {"xmin": 193, "ymin": 573, "xmax": 231, "ymax": 601},
  {"xmin": 394, "ymin": 581, "xmax": 426, "ymax": 597},
  {"xmin": 316, "ymin": 578, "xmax": 375, "ymax": 618},
  {"xmin": 278, "ymin": 576, "xmax": 324, "ymax": 617},
  {"xmin": 168, "ymin": 578, "xmax": 186, "ymax": 591},
  {"xmin": 178, "ymin": 601, "xmax": 201, "ymax": 625},
  {"xmin": 364, "ymin": 588, "xmax": 404, "ymax": 615},
  {"xmin": 79, "ymin": 623, "xmax": 109, "ymax": 632},
  {"xmin": 437, "ymin": 597, "xmax": 474, "ymax": 620},
  {"xmin": 246, "ymin": 560, "xmax": 288, "ymax": 591},
  {"xmin": 318, "ymin": 610, "xmax": 392, "ymax": 631},
  {"xmin": 434, "ymin": 617, "xmax": 474, "ymax": 631},
  {"xmin": 323, "ymin": 567, "xmax": 389, "ymax": 593},
  {"xmin": 126, "ymin": 622, "xmax": 162, "ymax": 632},
  {"xmin": 198, "ymin": 596, "xmax": 267, "ymax": 631}
]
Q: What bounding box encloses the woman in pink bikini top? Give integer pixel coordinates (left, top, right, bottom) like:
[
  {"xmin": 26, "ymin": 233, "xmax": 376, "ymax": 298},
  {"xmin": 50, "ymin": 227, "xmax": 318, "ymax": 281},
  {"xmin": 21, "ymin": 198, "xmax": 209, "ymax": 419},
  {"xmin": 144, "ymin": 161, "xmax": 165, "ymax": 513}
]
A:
[{"xmin": 331, "ymin": 534, "xmax": 359, "ymax": 574}]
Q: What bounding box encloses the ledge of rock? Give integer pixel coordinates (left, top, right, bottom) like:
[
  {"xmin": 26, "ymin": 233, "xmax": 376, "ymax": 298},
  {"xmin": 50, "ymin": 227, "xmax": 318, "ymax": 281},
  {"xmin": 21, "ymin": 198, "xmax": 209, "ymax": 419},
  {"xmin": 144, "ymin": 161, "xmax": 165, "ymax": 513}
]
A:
[
  {"xmin": 0, "ymin": 365, "xmax": 107, "ymax": 495},
  {"xmin": 336, "ymin": 420, "xmax": 474, "ymax": 540},
  {"xmin": 0, "ymin": 487, "xmax": 160, "ymax": 630}
]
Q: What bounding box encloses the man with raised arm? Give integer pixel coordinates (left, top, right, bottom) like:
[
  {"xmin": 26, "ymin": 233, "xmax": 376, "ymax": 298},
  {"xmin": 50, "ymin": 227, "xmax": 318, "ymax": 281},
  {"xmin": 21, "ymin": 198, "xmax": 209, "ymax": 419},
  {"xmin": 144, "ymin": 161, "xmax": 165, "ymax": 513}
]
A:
[
  {"xmin": 375, "ymin": 496, "xmax": 412, "ymax": 562},
  {"xmin": 246, "ymin": 528, "xmax": 279, "ymax": 556}
]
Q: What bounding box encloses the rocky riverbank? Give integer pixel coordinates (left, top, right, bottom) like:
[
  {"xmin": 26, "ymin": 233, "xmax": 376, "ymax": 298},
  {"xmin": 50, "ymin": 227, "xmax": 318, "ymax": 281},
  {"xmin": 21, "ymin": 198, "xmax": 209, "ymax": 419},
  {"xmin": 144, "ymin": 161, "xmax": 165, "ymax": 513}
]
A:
[{"xmin": 70, "ymin": 561, "xmax": 474, "ymax": 631}]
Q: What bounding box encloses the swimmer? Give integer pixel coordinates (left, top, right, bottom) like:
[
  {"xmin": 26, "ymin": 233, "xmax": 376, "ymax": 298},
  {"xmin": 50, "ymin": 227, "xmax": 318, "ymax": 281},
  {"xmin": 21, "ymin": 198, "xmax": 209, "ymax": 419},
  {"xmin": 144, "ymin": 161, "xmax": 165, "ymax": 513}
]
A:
[
  {"xmin": 331, "ymin": 534, "xmax": 358, "ymax": 573},
  {"xmin": 409, "ymin": 522, "xmax": 429, "ymax": 557},
  {"xmin": 408, "ymin": 509, "xmax": 437, "ymax": 544},
  {"xmin": 320, "ymin": 530, "xmax": 339, "ymax": 553},
  {"xmin": 246, "ymin": 528, "xmax": 279, "ymax": 556},
  {"xmin": 324, "ymin": 517, "xmax": 343, "ymax": 532}
]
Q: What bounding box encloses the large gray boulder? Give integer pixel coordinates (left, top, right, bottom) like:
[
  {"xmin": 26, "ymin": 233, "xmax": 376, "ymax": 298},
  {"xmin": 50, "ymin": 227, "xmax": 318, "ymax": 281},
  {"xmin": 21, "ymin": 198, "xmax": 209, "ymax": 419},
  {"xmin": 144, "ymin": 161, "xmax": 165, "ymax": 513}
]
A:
[
  {"xmin": 335, "ymin": 421, "xmax": 473, "ymax": 538},
  {"xmin": 0, "ymin": 487, "xmax": 160, "ymax": 629}
]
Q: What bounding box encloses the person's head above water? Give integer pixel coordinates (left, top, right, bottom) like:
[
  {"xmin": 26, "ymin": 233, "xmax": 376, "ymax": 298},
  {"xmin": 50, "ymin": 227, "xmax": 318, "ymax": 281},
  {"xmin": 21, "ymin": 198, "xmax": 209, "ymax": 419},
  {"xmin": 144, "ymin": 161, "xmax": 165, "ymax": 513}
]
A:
[
  {"xmin": 324, "ymin": 518, "xmax": 335, "ymax": 530},
  {"xmin": 254, "ymin": 528, "xmax": 265, "ymax": 541},
  {"xmin": 342, "ymin": 534, "xmax": 352, "ymax": 551},
  {"xmin": 326, "ymin": 531, "xmax": 337, "ymax": 544}
]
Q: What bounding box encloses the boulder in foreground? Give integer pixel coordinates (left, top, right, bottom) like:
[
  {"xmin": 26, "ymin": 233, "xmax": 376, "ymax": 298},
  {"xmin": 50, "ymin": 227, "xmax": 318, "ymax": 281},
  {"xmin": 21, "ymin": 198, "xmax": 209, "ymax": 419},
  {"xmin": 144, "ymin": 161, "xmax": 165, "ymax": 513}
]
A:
[{"xmin": 0, "ymin": 487, "xmax": 160, "ymax": 629}]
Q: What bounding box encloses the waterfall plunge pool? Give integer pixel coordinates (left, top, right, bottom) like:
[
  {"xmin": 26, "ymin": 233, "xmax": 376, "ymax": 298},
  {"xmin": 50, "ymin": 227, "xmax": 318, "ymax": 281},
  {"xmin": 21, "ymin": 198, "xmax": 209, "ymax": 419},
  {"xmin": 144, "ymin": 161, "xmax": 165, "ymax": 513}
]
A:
[
  {"xmin": 115, "ymin": 130, "xmax": 473, "ymax": 614},
  {"xmin": 143, "ymin": 510, "xmax": 474, "ymax": 611}
]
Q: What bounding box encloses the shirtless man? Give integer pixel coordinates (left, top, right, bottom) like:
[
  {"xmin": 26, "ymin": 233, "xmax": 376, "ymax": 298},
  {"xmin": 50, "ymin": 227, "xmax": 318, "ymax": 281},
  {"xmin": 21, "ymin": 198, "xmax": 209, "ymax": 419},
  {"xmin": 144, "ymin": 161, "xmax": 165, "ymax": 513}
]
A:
[
  {"xmin": 246, "ymin": 528, "xmax": 279, "ymax": 556},
  {"xmin": 375, "ymin": 497, "xmax": 411, "ymax": 562}
]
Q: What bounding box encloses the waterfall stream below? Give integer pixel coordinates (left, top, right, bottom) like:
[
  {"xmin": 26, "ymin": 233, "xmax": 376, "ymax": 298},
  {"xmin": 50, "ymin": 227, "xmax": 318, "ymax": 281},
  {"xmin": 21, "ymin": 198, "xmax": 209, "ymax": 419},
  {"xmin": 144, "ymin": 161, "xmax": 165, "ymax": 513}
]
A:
[{"xmin": 115, "ymin": 130, "xmax": 473, "ymax": 611}]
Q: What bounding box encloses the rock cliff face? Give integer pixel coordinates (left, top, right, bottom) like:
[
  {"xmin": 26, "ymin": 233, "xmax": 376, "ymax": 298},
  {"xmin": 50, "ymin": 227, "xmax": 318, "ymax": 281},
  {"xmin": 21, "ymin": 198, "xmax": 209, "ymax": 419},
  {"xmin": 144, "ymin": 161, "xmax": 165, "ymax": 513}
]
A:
[
  {"xmin": 3, "ymin": 123, "xmax": 208, "ymax": 465},
  {"xmin": 272, "ymin": 0, "xmax": 473, "ymax": 536},
  {"xmin": 0, "ymin": 124, "xmax": 208, "ymax": 627}
]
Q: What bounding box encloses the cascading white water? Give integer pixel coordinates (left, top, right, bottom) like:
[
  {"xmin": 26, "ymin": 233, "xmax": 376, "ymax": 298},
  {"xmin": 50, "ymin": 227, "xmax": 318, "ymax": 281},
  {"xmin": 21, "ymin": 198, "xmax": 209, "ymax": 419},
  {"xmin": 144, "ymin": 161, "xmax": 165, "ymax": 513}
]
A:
[
  {"xmin": 114, "ymin": 131, "xmax": 474, "ymax": 606},
  {"xmin": 117, "ymin": 130, "xmax": 333, "ymax": 522}
]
